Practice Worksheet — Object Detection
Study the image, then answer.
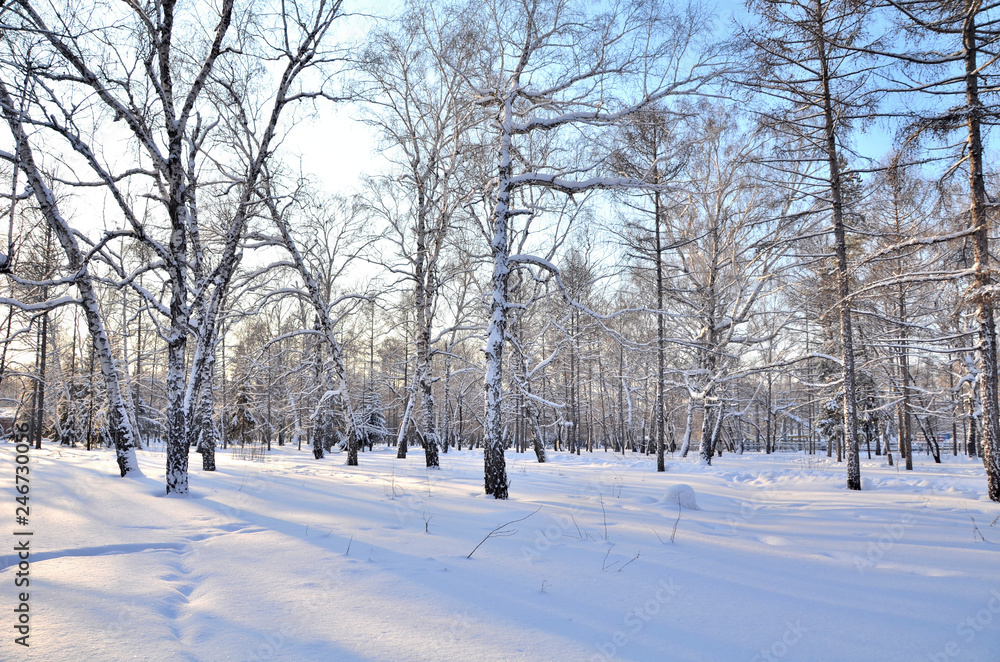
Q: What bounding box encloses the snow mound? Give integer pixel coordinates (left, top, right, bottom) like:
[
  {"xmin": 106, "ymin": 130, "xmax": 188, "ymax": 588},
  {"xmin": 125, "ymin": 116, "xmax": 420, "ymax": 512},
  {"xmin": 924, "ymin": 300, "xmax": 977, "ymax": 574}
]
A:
[{"xmin": 664, "ymin": 484, "xmax": 700, "ymax": 510}]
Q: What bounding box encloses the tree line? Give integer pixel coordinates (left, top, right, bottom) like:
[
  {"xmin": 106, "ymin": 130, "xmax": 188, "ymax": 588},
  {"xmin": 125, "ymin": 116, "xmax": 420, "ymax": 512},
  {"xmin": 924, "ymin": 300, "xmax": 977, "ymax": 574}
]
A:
[{"xmin": 0, "ymin": 0, "xmax": 999, "ymax": 502}]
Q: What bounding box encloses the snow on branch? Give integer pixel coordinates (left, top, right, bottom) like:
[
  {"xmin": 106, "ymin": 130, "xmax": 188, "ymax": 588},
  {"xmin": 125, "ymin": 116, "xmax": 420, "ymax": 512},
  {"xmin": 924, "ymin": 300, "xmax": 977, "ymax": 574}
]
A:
[
  {"xmin": 507, "ymin": 173, "xmax": 667, "ymax": 194},
  {"xmin": 0, "ymin": 295, "xmax": 81, "ymax": 312},
  {"xmin": 508, "ymin": 254, "xmax": 680, "ymax": 324},
  {"xmin": 858, "ymin": 226, "xmax": 981, "ymax": 266}
]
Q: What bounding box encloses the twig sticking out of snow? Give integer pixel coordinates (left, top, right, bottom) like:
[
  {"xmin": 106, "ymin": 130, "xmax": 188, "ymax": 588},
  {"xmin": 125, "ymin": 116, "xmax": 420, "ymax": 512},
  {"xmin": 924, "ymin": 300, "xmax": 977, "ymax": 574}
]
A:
[
  {"xmin": 600, "ymin": 494, "xmax": 609, "ymax": 541},
  {"xmin": 670, "ymin": 502, "xmax": 682, "ymax": 544},
  {"xmin": 618, "ymin": 551, "xmax": 641, "ymax": 572},
  {"xmin": 570, "ymin": 514, "xmax": 584, "ymax": 539},
  {"xmin": 602, "ymin": 544, "xmax": 616, "ymax": 571},
  {"xmin": 466, "ymin": 506, "xmax": 542, "ymax": 559},
  {"xmin": 966, "ymin": 509, "xmax": 987, "ymax": 543},
  {"xmin": 601, "ymin": 543, "xmax": 641, "ymax": 572}
]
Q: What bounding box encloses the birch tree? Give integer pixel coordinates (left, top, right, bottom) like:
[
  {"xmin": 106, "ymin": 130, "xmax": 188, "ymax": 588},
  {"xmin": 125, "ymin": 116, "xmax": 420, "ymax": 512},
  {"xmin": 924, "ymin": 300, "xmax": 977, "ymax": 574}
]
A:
[
  {"xmin": 0, "ymin": 0, "xmax": 348, "ymax": 493},
  {"xmin": 0, "ymin": 80, "xmax": 142, "ymax": 476},
  {"xmin": 359, "ymin": 3, "xmax": 480, "ymax": 468},
  {"xmin": 445, "ymin": 0, "xmax": 717, "ymax": 498}
]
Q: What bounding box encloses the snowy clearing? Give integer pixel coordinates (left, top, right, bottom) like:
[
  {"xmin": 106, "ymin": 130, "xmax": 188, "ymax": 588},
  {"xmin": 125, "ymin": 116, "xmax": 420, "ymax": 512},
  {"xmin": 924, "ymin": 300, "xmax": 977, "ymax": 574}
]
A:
[{"xmin": 2, "ymin": 444, "xmax": 999, "ymax": 661}]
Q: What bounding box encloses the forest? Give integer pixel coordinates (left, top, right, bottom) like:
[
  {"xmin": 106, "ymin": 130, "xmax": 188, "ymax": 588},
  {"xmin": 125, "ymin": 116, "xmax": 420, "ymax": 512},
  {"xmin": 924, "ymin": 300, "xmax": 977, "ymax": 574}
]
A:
[{"xmin": 1, "ymin": 0, "xmax": 1000, "ymax": 504}]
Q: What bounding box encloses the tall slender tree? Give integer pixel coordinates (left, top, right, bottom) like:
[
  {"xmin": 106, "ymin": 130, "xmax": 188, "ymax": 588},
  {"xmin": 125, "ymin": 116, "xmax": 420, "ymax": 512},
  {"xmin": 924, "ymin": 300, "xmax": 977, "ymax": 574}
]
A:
[
  {"xmin": 883, "ymin": 0, "xmax": 1000, "ymax": 500},
  {"xmin": 739, "ymin": 0, "xmax": 882, "ymax": 490},
  {"xmin": 359, "ymin": 3, "xmax": 480, "ymax": 468},
  {"xmin": 610, "ymin": 106, "xmax": 689, "ymax": 472},
  {"xmin": 445, "ymin": 0, "xmax": 716, "ymax": 498}
]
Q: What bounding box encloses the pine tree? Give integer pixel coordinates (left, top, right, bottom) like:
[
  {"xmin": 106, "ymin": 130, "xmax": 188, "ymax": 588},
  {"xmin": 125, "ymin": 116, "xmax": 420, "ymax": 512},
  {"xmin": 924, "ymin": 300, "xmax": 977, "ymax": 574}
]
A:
[{"xmin": 228, "ymin": 391, "xmax": 258, "ymax": 448}]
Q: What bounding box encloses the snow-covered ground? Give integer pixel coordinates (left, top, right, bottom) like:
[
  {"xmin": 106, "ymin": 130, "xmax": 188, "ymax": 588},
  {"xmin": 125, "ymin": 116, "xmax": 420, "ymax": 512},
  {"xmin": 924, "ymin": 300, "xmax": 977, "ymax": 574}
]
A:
[{"xmin": 2, "ymin": 443, "xmax": 999, "ymax": 661}]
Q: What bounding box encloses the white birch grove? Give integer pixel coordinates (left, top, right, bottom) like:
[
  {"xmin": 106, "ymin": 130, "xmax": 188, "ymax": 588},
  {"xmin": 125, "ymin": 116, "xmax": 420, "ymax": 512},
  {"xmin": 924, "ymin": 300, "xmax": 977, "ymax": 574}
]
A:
[
  {"xmin": 2, "ymin": 0, "xmax": 1000, "ymax": 507},
  {"xmin": 358, "ymin": 3, "xmax": 481, "ymax": 467},
  {"xmin": 0, "ymin": 0, "xmax": 347, "ymax": 493}
]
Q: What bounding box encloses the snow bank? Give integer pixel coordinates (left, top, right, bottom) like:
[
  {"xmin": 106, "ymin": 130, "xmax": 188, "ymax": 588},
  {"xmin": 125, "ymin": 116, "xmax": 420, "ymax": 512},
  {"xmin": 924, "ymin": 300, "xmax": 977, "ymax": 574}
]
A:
[{"xmin": 664, "ymin": 484, "xmax": 700, "ymax": 510}]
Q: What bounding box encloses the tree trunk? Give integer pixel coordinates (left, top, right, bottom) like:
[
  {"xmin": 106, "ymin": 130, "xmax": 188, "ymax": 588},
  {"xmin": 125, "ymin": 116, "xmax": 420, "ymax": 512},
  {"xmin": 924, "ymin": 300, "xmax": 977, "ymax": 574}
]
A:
[
  {"xmin": 413, "ymin": 177, "xmax": 440, "ymax": 468},
  {"xmin": 698, "ymin": 399, "xmax": 716, "ymax": 465},
  {"xmin": 165, "ymin": 336, "xmax": 190, "ymax": 494},
  {"xmin": 655, "ymin": 190, "xmax": 666, "ymax": 472},
  {"xmin": 964, "ymin": 6, "xmax": 1000, "ymax": 502},
  {"xmin": 1, "ymin": 89, "xmax": 142, "ymax": 477},
  {"xmin": 680, "ymin": 399, "xmax": 694, "ymax": 457},
  {"xmin": 483, "ymin": 97, "xmax": 514, "ymax": 499},
  {"xmin": 442, "ymin": 354, "xmax": 452, "ymax": 454},
  {"xmin": 897, "ymin": 280, "xmax": 914, "ymax": 471},
  {"xmin": 33, "ymin": 312, "xmax": 47, "ymax": 450},
  {"xmin": 193, "ymin": 349, "xmax": 218, "ymax": 472},
  {"xmin": 396, "ymin": 392, "xmax": 416, "ymax": 459},
  {"xmin": 818, "ymin": 17, "xmax": 861, "ymax": 490}
]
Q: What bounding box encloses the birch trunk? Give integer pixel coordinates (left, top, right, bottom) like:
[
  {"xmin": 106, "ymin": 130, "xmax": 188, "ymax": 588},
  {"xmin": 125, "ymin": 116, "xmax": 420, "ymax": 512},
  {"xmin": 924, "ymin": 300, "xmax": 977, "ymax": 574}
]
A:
[
  {"xmin": 395, "ymin": 390, "xmax": 417, "ymax": 459},
  {"xmin": 0, "ymin": 90, "xmax": 141, "ymax": 476},
  {"xmin": 189, "ymin": 335, "xmax": 219, "ymax": 472},
  {"xmin": 965, "ymin": 6, "xmax": 1000, "ymax": 501},
  {"xmin": 414, "ymin": 208, "xmax": 440, "ymax": 468},
  {"xmin": 483, "ymin": 95, "xmax": 515, "ymax": 499},
  {"xmin": 270, "ymin": 198, "xmax": 359, "ymax": 465},
  {"xmin": 441, "ymin": 354, "xmax": 452, "ymax": 454},
  {"xmin": 680, "ymin": 398, "xmax": 694, "ymax": 458},
  {"xmin": 698, "ymin": 398, "xmax": 716, "ymax": 465}
]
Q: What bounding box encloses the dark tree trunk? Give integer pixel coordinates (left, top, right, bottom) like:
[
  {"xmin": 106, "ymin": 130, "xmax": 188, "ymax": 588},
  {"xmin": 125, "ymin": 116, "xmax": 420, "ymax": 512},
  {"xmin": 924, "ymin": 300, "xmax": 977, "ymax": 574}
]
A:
[{"xmin": 818, "ymin": 18, "xmax": 861, "ymax": 490}]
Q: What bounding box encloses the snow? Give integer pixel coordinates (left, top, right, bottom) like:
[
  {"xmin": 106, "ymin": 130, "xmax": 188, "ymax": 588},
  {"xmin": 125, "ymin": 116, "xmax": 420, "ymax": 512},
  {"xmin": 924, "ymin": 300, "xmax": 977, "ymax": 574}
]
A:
[
  {"xmin": 663, "ymin": 484, "xmax": 700, "ymax": 511},
  {"xmin": 3, "ymin": 443, "xmax": 999, "ymax": 661}
]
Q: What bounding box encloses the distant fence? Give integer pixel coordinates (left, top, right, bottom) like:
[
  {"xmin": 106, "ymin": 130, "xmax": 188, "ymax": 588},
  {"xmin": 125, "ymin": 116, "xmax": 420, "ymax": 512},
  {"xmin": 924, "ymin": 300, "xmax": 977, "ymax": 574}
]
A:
[{"xmin": 735, "ymin": 436, "xmax": 822, "ymax": 453}]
